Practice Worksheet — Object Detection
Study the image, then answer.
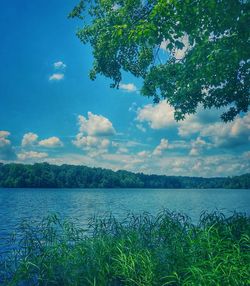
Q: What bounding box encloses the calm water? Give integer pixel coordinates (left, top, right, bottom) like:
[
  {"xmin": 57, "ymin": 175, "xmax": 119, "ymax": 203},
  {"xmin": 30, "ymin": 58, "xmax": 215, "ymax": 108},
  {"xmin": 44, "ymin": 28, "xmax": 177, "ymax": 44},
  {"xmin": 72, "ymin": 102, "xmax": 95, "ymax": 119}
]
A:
[{"xmin": 0, "ymin": 188, "xmax": 250, "ymax": 251}]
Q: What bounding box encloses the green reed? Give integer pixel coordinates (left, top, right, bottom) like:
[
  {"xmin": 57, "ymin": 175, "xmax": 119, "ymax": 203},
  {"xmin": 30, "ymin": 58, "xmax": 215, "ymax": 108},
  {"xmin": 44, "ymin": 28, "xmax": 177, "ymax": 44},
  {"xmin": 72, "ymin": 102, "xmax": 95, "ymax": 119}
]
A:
[{"xmin": 1, "ymin": 210, "xmax": 249, "ymax": 286}]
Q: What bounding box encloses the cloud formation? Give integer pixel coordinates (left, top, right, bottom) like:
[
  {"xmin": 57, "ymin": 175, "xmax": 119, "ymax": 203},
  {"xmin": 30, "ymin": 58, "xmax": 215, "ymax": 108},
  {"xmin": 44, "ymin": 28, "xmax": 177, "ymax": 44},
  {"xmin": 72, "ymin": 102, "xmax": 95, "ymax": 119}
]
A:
[
  {"xmin": 49, "ymin": 73, "xmax": 64, "ymax": 81},
  {"xmin": 119, "ymin": 83, "xmax": 137, "ymax": 92},
  {"xmin": 2, "ymin": 100, "xmax": 248, "ymax": 178},
  {"xmin": 22, "ymin": 133, "xmax": 62, "ymax": 148},
  {"xmin": 189, "ymin": 137, "xmax": 210, "ymax": 156},
  {"xmin": 38, "ymin": 137, "xmax": 63, "ymax": 148},
  {"xmin": 137, "ymin": 100, "xmax": 250, "ymax": 151},
  {"xmin": 136, "ymin": 100, "xmax": 176, "ymax": 129},
  {"xmin": 153, "ymin": 139, "xmax": 169, "ymax": 156},
  {"xmin": 43, "ymin": 146, "xmax": 249, "ymax": 178},
  {"xmin": 0, "ymin": 131, "xmax": 16, "ymax": 160},
  {"xmin": 73, "ymin": 112, "xmax": 115, "ymax": 154},
  {"xmin": 49, "ymin": 60, "xmax": 66, "ymax": 81},
  {"xmin": 53, "ymin": 61, "xmax": 66, "ymax": 69},
  {"xmin": 0, "ymin": 131, "xmax": 11, "ymax": 147},
  {"xmin": 21, "ymin": 132, "xmax": 38, "ymax": 147},
  {"xmin": 199, "ymin": 114, "xmax": 250, "ymax": 148},
  {"xmin": 78, "ymin": 112, "xmax": 115, "ymax": 136},
  {"xmin": 18, "ymin": 151, "xmax": 48, "ymax": 160},
  {"xmin": 178, "ymin": 110, "xmax": 250, "ymax": 149},
  {"xmin": 73, "ymin": 134, "xmax": 110, "ymax": 150}
]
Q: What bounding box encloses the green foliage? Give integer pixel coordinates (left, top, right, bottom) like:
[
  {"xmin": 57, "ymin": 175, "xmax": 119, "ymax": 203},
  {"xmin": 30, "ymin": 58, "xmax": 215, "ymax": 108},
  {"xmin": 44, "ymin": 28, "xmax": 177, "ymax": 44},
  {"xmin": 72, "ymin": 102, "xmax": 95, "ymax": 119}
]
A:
[
  {"xmin": 69, "ymin": 0, "xmax": 250, "ymax": 121},
  {"xmin": 0, "ymin": 162, "xmax": 250, "ymax": 189},
  {"xmin": 1, "ymin": 211, "xmax": 249, "ymax": 285}
]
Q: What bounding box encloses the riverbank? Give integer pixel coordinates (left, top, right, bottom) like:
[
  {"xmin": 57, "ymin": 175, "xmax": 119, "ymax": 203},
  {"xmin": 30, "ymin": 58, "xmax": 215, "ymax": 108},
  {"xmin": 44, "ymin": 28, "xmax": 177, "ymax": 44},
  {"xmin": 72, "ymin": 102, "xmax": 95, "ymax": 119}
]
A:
[
  {"xmin": 1, "ymin": 163, "xmax": 250, "ymax": 189},
  {"xmin": 1, "ymin": 211, "xmax": 249, "ymax": 285}
]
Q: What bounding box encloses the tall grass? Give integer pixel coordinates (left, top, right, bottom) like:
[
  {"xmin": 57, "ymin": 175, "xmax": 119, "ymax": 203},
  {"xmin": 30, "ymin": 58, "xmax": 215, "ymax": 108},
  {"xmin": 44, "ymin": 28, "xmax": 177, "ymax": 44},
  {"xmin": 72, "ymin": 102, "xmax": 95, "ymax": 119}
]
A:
[{"xmin": 1, "ymin": 211, "xmax": 249, "ymax": 285}]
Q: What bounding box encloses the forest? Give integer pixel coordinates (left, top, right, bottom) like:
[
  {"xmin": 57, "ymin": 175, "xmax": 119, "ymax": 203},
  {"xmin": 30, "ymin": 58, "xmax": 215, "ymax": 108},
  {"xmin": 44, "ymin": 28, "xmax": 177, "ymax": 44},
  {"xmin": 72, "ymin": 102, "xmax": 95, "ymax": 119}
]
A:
[{"xmin": 0, "ymin": 163, "xmax": 249, "ymax": 189}]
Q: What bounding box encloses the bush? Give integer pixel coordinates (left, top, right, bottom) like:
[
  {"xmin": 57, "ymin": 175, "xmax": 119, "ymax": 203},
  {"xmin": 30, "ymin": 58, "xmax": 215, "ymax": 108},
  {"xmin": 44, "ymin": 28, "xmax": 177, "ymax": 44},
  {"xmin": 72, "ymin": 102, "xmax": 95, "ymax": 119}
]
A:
[{"xmin": 1, "ymin": 211, "xmax": 249, "ymax": 285}]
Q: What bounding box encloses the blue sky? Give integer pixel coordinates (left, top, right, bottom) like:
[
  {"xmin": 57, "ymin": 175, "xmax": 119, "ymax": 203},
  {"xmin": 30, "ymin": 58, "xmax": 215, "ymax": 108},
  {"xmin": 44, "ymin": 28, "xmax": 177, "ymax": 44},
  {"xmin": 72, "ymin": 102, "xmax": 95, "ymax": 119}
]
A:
[{"xmin": 0, "ymin": 0, "xmax": 249, "ymax": 177}]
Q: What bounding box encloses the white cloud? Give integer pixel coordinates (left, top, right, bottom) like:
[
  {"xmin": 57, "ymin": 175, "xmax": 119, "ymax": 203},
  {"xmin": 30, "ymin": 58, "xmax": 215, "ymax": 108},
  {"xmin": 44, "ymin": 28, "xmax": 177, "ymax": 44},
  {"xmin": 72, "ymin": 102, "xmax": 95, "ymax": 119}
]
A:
[
  {"xmin": 119, "ymin": 83, "xmax": 137, "ymax": 92},
  {"xmin": 178, "ymin": 120, "xmax": 203, "ymax": 137},
  {"xmin": 189, "ymin": 137, "xmax": 210, "ymax": 156},
  {"xmin": 73, "ymin": 134, "xmax": 97, "ymax": 148},
  {"xmin": 22, "ymin": 133, "xmax": 63, "ymax": 148},
  {"xmin": 0, "ymin": 131, "xmax": 10, "ymax": 138},
  {"xmin": 18, "ymin": 151, "xmax": 48, "ymax": 160},
  {"xmin": 177, "ymin": 107, "xmax": 223, "ymax": 137},
  {"xmin": 125, "ymin": 140, "xmax": 145, "ymax": 148},
  {"xmin": 153, "ymin": 139, "xmax": 169, "ymax": 156},
  {"xmin": 49, "ymin": 61, "xmax": 66, "ymax": 81},
  {"xmin": 101, "ymin": 153, "xmax": 145, "ymax": 171},
  {"xmin": 140, "ymin": 152, "xmax": 250, "ymax": 177},
  {"xmin": 178, "ymin": 111, "xmax": 250, "ymax": 148},
  {"xmin": 136, "ymin": 101, "xmax": 225, "ymax": 134},
  {"xmin": 184, "ymin": 108, "xmax": 249, "ymax": 151},
  {"xmin": 78, "ymin": 112, "xmax": 115, "ymax": 136},
  {"xmin": 169, "ymin": 140, "xmax": 189, "ymax": 150},
  {"xmin": 137, "ymin": 151, "xmax": 150, "ymax": 158},
  {"xmin": 49, "ymin": 73, "xmax": 64, "ymax": 81},
  {"xmin": 73, "ymin": 112, "xmax": 115, "ymax": 154},
  {"xmin": 0, "ymin": 131, "xmax": 11, "ymax": 147},
  {"xmin": 21, "ymin": 132, "xmax": 38, "ymax": 147},
  {"xmin": 53, "ymin": 61, "xmax": 66, "ymax": 69},
  {"xmin": 73, "ymin": 151, "xmax": 250, "ymax": 177},
  {"xmin": 38, "ymin": 144, "xmax": 250, "ymax": 178},
  {"xmin": 0, "ymin": 131, "xmax": 16, "ymax": 160},
  {"xmin": 200, "ymin": 113, "xmax": 250, "ymax": 147},
  {"xmin": 136, "ymin": 100, "xmax": 176, "ymax": 129},
  {"xmin": 141, "ymin": 139, "xmax": 189, "ymax": 158},
  {"xmin": 38, "ymin": 136, "xmax": 63, "ymax": 148},
  {"xmin": 111, "ymin": 140, "xmax": 145, "ymax": 155},
  {"xmin": 117, "ymin": 147, "xmax": 129, "ymax": 154},
  {"xmin": 137, "ymin": 100, "xmax": 250, "ymax": 150},
  {"xmin": 73, "ymin": 134, "xmax": 110, "ymax": 150}
]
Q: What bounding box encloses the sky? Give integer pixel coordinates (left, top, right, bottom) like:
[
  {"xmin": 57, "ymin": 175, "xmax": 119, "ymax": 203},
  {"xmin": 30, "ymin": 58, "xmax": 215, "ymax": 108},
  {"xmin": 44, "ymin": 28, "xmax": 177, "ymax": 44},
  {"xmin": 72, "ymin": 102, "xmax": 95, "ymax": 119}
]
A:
[{"xmin": 0, "ymin": 0, "xmax": 249, "ymax": 177}]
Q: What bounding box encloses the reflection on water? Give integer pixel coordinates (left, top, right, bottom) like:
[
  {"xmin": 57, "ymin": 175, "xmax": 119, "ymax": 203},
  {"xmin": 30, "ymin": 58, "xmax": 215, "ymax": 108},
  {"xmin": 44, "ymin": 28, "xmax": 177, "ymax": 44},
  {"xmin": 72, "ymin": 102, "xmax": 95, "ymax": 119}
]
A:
[{"xmin": 0, "ymin": 188, "xmax": 249, "ymax": 248}]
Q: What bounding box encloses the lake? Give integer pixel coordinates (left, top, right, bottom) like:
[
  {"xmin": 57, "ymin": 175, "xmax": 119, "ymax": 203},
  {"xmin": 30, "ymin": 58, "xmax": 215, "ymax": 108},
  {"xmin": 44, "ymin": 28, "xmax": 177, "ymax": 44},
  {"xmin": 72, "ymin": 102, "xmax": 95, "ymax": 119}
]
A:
[{"xmin": 0, "ymin": 188, "xmax": 249, "ymax": 243}]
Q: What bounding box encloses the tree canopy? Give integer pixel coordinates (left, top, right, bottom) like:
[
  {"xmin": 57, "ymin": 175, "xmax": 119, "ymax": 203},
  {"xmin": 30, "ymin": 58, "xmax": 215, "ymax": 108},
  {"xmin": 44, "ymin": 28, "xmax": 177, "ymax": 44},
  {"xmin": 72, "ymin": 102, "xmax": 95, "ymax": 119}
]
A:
[
  {"xmin": 0, "ymin": 163, "xmax": 249, "ymax": 189},
  {"xmin": 69, "ymin": 0, "xmax": 249, "ymax": 121}
]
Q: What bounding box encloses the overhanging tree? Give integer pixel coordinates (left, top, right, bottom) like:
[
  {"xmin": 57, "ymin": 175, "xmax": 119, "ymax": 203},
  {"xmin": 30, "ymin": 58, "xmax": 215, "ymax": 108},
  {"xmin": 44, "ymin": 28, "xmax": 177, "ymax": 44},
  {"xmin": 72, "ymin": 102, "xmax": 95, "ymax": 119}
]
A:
[{"xmin": 69, "ymin": 0, "xmax": 250, "ymax": 121}]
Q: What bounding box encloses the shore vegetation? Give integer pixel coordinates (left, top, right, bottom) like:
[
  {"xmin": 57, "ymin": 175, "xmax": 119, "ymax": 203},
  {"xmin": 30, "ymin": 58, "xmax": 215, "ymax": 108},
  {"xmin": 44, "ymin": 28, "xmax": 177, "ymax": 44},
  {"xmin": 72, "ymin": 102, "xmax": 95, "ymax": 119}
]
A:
[{"xmin": 1, "ymin": 211, "xmax": 249, "ymax": 285}]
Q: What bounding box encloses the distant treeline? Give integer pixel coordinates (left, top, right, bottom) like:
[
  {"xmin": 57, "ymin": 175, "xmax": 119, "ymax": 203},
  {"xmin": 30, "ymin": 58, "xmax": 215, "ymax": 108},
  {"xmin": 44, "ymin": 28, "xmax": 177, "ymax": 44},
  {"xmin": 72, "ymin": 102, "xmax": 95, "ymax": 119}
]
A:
[{"xmin": 0, "ymin": 163, "xmax": 249, "ymax": 189}]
